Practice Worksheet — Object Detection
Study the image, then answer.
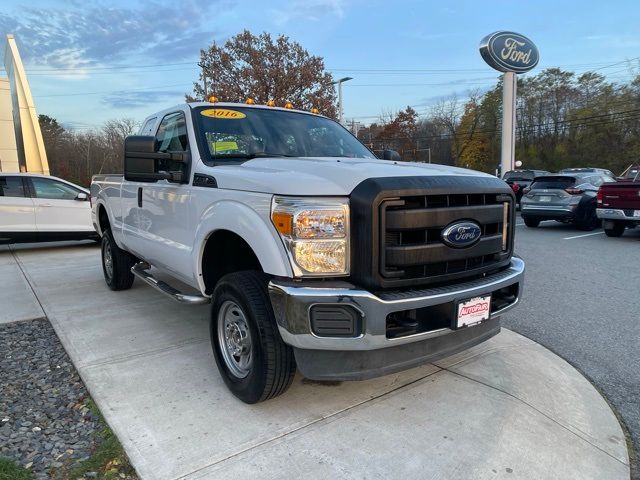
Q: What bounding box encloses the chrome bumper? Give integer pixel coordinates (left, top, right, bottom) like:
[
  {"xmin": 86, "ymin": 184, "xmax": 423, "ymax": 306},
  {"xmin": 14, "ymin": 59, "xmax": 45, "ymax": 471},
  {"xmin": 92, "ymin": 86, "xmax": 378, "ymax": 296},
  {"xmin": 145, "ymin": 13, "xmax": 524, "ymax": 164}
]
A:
[
  {"xmin": 596, "ymin": 208, "xmax": 639, "ymax": 220},
  {"xmin": 268, "ymin": 257, "xmax": 525, "ymax": 352}
]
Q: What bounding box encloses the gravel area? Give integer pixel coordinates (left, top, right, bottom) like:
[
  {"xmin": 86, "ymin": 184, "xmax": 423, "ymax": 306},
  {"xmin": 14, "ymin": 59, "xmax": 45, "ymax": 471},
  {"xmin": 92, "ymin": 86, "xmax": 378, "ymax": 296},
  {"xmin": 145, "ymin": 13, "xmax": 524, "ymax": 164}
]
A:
[{"xmin": 0, "ymin": 317, "xmax": 135, "ymax": 479}]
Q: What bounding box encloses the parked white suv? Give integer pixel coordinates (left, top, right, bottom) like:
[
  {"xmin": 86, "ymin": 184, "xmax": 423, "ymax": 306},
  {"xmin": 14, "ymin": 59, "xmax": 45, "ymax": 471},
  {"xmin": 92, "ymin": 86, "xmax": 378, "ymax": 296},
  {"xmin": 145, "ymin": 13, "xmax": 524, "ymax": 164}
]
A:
[
  {"xmin": 91, "ymin": 102, "xmax": 524, "ymax": 403},
  {"xmin": 0, "ymin": 173, "xmax": 95, "ymax": 243}
]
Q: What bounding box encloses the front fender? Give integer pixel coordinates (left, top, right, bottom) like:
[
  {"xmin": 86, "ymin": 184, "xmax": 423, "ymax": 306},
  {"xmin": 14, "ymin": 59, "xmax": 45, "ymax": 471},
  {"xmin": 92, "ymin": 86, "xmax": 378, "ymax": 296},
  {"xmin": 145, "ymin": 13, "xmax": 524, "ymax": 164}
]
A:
[{"xmin": 193, "ymin": 200, "xmax": 293, "ymax": 293}]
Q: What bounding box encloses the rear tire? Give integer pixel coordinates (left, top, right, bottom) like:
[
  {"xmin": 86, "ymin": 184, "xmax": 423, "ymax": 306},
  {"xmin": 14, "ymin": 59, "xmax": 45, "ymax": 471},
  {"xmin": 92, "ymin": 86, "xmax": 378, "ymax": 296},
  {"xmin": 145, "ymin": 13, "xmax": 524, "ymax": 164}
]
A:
[
  {"xmin": 523, "ymin": 216, "xmax": 540, "ymax": 228},
  {"xmin": 211, "ymin": 271, "xmax": 296, "ymax": 403},
  {"xmin": 101, "ymin": 229, "xmax": 135, "ymax": 291},
  {"xmin": 604, "ymin": 221, "xmax": 626, "ymax": 237}
]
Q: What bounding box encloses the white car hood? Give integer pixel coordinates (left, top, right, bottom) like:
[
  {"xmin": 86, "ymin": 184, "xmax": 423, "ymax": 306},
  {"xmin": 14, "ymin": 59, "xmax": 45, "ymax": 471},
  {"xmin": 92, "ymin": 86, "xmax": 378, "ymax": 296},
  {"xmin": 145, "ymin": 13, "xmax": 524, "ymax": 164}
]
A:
[{"xmin": 210, "ymin": 157, "xmax": 494, "ymax": 196}]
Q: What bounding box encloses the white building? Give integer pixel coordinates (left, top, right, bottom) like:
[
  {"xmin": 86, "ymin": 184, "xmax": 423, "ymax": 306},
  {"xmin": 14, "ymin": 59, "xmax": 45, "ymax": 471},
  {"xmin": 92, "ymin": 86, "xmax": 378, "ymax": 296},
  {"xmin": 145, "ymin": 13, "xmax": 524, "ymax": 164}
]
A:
[{"xmin": 0, "ymin": 34, "xmax": 49, "ymax": 174}]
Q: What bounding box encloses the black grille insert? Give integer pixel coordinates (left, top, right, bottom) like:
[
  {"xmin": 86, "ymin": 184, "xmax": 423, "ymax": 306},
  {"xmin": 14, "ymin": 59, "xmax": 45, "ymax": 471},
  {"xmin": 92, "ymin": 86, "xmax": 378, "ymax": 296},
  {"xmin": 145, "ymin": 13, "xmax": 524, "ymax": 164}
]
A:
[
  {"xmin": 381, "ymin": 193, "xmax": 512, "ymax": 284},
  {"xmin": 349, "ymin": 175, "xmax": 515, "ymax": 290}
]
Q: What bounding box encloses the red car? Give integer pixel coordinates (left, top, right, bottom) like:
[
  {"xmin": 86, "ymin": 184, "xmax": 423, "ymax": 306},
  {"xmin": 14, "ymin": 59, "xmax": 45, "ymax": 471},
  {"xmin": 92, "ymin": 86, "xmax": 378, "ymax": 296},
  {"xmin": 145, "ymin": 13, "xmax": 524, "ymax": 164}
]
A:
[{"xmin": 596, "ymin": 167, "xmax": 640, "ymax": 237}]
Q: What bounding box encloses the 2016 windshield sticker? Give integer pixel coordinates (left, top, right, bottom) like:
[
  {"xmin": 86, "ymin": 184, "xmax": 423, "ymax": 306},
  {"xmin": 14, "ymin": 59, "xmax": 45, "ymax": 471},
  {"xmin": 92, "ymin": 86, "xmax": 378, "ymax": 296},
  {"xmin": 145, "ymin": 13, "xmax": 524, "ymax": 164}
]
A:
[{"xmin": 200, "ymin": 108, "xmax": 246, "ymax": 119}]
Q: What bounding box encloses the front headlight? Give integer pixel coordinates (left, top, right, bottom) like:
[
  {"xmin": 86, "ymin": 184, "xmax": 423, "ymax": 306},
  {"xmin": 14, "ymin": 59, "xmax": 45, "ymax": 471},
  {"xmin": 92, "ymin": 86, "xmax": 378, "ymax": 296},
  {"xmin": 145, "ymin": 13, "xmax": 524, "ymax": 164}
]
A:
[{"xmin": 271, "ymin": 196, "xmax": 349, "ymax": 276}]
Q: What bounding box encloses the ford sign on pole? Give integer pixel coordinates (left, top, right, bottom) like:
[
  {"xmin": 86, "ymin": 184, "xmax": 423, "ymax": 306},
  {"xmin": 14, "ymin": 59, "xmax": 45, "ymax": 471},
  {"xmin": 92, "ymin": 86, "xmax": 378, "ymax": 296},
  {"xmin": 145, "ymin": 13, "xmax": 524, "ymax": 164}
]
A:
[
  {"xmin": 479, "ymin": 31, "xmax": 539, "ymax": 177},
  {"xmin": 479, "ymin": 32, "xmax": 539, "ymax": 73}
]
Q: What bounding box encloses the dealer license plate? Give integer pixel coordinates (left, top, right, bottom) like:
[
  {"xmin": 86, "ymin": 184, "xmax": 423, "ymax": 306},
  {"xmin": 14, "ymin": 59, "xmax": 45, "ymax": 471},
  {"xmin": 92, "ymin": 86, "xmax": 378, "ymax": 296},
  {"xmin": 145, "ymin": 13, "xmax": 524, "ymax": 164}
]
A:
[
  {"xmin": 633, "ymin": 210, "xmax": 640, "ymax": 218},
  {"xmin": 538, "ymin": 195, "xmax": 552, "ymax": 202},
  {"xmin": 456, "ymin": 295, "xmax": 491, "ymax": 328}
]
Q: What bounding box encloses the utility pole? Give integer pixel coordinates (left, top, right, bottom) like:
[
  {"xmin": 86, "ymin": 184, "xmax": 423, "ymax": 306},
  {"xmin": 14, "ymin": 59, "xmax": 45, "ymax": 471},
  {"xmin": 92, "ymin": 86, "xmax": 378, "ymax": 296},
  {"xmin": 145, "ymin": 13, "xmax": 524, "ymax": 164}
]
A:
[
  {"xmin": 332, "ymin": 77, "xmax": 353, "ymax": 124},
  {"xmin": 198, "ymin": 62, "xmax": 207, "ymax": 99},
  {"xmin": 86, "ymin": 136, "xmax": 91, "ymax": 181}
]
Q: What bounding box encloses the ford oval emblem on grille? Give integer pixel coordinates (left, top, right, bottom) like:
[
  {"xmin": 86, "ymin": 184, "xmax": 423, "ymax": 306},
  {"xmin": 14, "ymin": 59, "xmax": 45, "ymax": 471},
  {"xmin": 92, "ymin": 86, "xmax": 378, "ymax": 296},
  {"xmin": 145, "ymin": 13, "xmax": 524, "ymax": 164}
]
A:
[{"xmin": 441, "ymin": 221, "xmax": 482, "ymax": 248}]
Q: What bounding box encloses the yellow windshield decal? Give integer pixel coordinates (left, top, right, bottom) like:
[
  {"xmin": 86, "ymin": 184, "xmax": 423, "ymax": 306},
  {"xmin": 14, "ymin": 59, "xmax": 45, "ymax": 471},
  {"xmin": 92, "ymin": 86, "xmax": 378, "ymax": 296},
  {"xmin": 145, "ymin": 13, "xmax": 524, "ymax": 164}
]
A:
[
  {"xmin": 212, "ymin": 141, "xmax": 238, "ymax": 152},
  {"xmin": 200, "ymin": 108, "xmax": 246, "ymax": 119}
]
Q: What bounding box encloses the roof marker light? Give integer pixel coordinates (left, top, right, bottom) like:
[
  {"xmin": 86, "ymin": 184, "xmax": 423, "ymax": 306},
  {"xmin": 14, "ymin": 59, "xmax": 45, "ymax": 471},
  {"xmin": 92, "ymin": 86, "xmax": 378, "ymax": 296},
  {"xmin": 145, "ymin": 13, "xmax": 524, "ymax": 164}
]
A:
[
  {"xmin": 208, "ymin": 95, "xmax": 219, "ymax": 103},
  {"xmin": 310, "ymin": 107, "xmax": 319, "ymax": 114},
  {"xmin": 245, "ymin": 97, "xmax": 256, "ymax": 105},
  {"xmin": 266, "ymin": 99, "xmax": 276, "ymax": 107},
  {"xmin": 285, "ymin": 102, "xmax": 294, "ymax": 109}
]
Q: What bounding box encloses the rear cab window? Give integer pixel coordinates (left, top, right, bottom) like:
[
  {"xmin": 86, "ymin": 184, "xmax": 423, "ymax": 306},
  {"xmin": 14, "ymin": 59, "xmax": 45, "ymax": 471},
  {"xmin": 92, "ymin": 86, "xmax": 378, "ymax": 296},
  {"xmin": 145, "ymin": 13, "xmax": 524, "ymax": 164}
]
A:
[{"xmin": 0, "ymin": 176, "xmax": 26, "ymax": 197}]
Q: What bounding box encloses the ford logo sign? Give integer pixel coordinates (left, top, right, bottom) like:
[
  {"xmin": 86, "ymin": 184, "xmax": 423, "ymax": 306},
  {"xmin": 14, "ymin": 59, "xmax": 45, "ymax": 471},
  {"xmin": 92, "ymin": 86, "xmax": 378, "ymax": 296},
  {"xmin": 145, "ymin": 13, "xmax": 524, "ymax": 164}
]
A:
[
  {"xmin": 441, "ymin": 221, "xmax": 482, "ymax": 248},
  {"xmin": 479, "ymin": 31, "xmax": 539, "ymax": 73}
]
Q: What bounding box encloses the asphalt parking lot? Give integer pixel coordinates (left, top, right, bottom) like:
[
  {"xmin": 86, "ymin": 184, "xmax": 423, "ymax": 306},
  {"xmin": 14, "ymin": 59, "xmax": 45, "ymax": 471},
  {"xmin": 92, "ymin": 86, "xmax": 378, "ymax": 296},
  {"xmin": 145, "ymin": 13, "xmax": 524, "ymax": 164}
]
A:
[{"xmin": 502, "ymin": 215, "xmax": 640, "ymax": 478}]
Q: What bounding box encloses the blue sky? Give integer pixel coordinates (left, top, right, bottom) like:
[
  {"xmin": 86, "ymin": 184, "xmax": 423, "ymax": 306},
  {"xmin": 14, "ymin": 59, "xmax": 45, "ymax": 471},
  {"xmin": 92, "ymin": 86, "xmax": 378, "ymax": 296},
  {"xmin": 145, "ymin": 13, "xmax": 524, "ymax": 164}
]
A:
[{"xmin": 1, "ymin": 0, "xmax": 639, "ymax": 130}]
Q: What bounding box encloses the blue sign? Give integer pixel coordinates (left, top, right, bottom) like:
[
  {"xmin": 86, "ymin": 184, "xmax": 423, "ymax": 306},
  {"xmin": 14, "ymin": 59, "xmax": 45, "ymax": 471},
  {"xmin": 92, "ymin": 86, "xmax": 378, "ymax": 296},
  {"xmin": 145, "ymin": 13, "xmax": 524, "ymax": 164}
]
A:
[
  {"xmin": 441, "ymin": 221, "xmax": 482, "ymax": 248},
  {"xmin": 479, "ymin": 31, "xmax": 539, "ymax": 73}
]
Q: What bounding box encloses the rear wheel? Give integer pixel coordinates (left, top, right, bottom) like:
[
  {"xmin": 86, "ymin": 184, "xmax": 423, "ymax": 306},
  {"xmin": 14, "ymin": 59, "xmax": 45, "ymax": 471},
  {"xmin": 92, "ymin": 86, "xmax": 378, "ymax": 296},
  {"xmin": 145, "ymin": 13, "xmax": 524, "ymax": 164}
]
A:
[
  {"xmin": 523, "ymin": 216, "xmax": 540, "ymax": 228},
  {"xmin": 604, "ymin": 221, "xmax": 626, "ymax": 237},
  {"xmin": 101, "ymin": 229, "xmax": 135, "ymax": 290},
  {"xmin": 211, "ymin": 271, "xmax": 296, "ymax": 403}
]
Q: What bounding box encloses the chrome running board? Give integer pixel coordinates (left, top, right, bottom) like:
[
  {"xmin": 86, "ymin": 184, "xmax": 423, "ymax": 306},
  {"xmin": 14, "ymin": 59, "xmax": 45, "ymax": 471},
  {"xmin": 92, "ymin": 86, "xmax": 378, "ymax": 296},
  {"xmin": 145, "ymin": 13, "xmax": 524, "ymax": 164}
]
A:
[{"xmin": 131, "ymin": 262, "xmax": 210, "ymax": 305}]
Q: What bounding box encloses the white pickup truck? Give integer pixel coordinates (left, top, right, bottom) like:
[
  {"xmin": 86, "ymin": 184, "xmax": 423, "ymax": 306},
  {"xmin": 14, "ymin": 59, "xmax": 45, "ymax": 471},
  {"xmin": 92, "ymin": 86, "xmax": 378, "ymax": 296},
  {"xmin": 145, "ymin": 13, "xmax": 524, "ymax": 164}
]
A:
[{"xmin": 91, "ymin": 102, "xmax": 524, "ymax": 403}]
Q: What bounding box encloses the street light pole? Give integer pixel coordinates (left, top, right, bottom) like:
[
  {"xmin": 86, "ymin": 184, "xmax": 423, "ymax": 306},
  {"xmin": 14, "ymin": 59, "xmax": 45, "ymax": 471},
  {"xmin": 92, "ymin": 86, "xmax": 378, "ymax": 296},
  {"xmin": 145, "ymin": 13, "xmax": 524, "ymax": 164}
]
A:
[{"xmin": 332, "ymin": 77, "xmax": 353, "ymax": 124}]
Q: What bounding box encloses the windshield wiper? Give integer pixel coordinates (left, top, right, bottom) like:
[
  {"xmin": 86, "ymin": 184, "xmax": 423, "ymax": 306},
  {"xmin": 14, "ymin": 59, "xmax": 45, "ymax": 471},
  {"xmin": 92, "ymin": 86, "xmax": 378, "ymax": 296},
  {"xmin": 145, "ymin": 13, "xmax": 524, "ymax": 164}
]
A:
[{"xmin": 213, "ymin": 153, "xmax": 295, "ymax": 160}]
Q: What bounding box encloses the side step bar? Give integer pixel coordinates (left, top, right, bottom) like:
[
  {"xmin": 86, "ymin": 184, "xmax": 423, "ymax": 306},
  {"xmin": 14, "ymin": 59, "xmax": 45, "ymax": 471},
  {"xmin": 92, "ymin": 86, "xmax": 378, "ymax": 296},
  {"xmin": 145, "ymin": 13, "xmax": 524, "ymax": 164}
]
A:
[{"xmin": 131, "ymin": 262, "xmax": 210, "ymax": 305}]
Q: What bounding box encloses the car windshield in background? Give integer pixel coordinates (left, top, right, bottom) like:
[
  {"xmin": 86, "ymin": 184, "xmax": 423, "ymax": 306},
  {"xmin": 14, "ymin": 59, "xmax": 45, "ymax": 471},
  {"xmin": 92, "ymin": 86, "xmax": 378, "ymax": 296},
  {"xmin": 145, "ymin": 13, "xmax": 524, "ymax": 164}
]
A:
[
  {"xmin": 530, "ymin": 176, "xmax": 577, "ymax": 190},
  {"xmin": 504, "ymin": 171, "xmax": 534, "ymax": 181},
  {"xmin": 193, "ymin": 106, "xmax": 376, "ymax": 161}
]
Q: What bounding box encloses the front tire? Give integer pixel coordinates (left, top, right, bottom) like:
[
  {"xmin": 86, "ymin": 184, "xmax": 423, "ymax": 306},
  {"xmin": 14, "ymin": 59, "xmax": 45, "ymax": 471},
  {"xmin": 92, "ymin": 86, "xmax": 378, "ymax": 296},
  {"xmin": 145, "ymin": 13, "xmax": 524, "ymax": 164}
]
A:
[
  {"xmin": 101, "ymin": 229, "xmax": 135, "ymax": 291},
  {"xmin": 604, "ymin": 221, "xmax": 626, "ymax": 237},
  {"xmin": 523, "ymin": 216, "xmax": 540, "ymax": 228},
  {"xmin": 211, "ymin": 271, "xmax": 295, "ymax": 403}
]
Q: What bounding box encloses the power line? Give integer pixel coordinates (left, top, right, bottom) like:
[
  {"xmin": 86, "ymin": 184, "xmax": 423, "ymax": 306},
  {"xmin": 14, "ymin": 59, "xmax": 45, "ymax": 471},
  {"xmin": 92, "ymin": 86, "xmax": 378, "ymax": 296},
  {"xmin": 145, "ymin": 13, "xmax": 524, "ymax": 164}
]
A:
[{"xmin": 33, "ymin": 83, "xmax": 188, "ymax": 98}]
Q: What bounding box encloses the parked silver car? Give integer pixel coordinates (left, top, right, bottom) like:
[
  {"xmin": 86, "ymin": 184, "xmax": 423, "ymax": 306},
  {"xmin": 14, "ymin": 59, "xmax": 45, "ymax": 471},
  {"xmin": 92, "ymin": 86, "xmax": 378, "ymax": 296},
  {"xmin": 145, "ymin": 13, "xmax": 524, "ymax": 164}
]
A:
[{"xmin": 520, "ymin": 172, "xmax": 617, "ymax": 230}]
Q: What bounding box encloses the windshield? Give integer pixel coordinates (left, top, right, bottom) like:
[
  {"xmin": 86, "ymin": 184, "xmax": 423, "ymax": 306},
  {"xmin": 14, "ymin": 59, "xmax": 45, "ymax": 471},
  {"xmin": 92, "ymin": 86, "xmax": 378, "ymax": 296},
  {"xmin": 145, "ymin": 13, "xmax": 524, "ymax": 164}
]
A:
[{"xmin": 193, "ymin": 106, "xmax": 376, "ymax": 161}]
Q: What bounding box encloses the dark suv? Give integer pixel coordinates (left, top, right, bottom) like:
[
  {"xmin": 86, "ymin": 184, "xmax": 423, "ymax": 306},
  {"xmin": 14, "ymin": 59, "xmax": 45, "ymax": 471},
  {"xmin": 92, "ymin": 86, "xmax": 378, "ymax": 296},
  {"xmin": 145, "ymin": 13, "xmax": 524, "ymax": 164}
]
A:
[
  {"xmin": 502, "ymin": 170, "xmax": 549, "ymax": 208},
  {"xmin": 520, "ymin": 172, "xmax": 617, "ymax": 230}
]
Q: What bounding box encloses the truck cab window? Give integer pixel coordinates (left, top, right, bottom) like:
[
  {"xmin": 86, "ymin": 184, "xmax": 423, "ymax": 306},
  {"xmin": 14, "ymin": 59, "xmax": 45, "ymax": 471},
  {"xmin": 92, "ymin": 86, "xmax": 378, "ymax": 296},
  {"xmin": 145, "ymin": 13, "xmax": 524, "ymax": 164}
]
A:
[{"xmin": 156, "ymin": 112, "xmax": 188, "ymax": 152}]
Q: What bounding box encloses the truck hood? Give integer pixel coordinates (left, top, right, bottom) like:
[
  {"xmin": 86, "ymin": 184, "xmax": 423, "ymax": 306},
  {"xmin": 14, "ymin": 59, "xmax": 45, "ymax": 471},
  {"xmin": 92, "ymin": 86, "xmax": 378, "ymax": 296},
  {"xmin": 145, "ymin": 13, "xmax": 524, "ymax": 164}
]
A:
[{"xmin": 210, "ymin": 157, "xmax": 495, "ymax": 195}]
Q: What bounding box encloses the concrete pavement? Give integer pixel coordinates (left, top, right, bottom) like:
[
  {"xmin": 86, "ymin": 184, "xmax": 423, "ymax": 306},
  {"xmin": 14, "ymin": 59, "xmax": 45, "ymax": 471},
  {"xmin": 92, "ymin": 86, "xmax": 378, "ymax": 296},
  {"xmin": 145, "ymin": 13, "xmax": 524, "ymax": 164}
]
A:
[{"xmin": 1, "ymin": 243, "xmax": 631, "ymax": 480}]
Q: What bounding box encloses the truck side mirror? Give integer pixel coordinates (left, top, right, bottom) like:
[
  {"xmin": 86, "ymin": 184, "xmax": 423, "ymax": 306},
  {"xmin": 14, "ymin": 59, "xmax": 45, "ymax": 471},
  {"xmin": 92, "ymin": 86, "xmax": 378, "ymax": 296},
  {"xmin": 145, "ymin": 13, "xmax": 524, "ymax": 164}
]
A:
[
  {"xmin": 124, "ymin": 136, "xmax": 188, "ymax": 183},
  {"xmin": 382, "ymin": 149, "xmax": 401, "ymax": 161}
]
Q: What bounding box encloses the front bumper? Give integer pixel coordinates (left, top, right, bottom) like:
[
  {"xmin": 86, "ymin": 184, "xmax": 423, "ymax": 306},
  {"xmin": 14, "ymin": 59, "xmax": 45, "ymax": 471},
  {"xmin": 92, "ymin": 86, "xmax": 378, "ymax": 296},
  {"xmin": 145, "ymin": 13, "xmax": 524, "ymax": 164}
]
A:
[
  {"xmin": 268, "ymin": 257, "xmax": 525, "ymax": 380},
  {"xmin": 596, "ymin": 208, "xmax": 639, "ymax": 222}
]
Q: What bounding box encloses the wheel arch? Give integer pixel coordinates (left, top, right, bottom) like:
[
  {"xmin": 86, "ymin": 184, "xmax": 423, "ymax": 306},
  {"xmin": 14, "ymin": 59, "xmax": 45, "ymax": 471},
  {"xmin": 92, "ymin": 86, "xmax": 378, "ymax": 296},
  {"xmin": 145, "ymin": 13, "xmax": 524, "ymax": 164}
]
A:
[{"xmin": 194, "ymin": 200, "xmax": 292, "ymax": 294}]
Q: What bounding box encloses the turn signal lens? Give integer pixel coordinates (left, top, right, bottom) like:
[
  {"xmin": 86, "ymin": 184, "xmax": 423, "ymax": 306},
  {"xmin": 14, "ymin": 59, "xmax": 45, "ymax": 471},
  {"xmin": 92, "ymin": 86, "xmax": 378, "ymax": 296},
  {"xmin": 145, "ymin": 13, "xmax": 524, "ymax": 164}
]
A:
[
  {"xmin": 271, "ymin": 211, "xmax": 293, "ymax": 236},
  {"xmin": 285, "ymin": 102, "xmax": 294, "ymax": 109}
]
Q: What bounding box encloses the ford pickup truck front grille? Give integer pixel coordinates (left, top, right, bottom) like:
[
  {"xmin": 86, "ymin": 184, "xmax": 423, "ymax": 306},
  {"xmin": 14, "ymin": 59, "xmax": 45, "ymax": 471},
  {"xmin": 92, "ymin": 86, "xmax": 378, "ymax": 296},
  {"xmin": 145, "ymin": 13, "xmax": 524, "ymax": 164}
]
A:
[
  {"xmin": 381, "ymin": 193, "xmax": 511, "ymax": 283},
  {"xmin": 350, "ymin": 176, "xmax": 515, "ymax": 290}
]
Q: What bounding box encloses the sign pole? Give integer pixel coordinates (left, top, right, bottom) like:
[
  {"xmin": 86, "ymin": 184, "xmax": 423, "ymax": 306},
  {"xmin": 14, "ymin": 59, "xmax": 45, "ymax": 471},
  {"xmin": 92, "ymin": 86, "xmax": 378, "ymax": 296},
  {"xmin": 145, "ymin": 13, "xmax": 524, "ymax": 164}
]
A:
[
  {"xmin": 501, "ymin": 71, "xmax": 517, "ymax": 176},
  {"xmin": 479, "ymin": 31, "xmax": 538, "ymax": 177}
]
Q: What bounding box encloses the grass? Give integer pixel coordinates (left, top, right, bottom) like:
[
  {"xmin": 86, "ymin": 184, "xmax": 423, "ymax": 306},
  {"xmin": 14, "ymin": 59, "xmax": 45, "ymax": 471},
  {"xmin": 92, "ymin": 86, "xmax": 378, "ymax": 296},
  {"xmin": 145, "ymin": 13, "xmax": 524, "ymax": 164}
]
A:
[
  {"xmin": 0, "ymin": 457, "xmax": 35, "ymax": 480},
  {"xmin": 65, "ymin": 399, "xmax": 136, "ymax": 480}
]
